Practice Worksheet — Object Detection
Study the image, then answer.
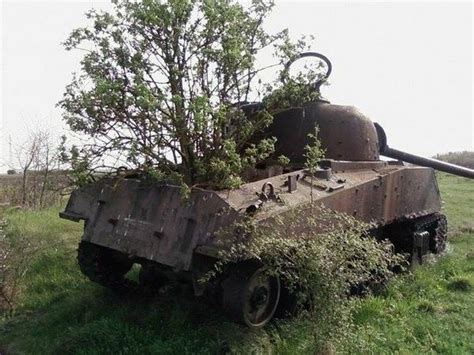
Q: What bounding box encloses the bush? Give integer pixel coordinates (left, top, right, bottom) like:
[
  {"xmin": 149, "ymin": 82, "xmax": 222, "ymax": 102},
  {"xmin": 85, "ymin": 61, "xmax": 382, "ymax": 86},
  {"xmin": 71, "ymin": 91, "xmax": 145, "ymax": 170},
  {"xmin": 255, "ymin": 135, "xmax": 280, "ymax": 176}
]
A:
[{"xmin": 209, "ymin": 205, "xmax": 405, "ymax": 350}]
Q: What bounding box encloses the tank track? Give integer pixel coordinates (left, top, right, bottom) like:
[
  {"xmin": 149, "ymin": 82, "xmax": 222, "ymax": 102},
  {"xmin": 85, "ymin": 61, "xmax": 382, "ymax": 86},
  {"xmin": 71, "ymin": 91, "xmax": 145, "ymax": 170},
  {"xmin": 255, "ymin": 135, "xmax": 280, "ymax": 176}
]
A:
[
  {"xmin": 381, "ymin": 212, "xmax": 448, "ymax": 265},
  {"xmin": 77, "ymin": 241, "xmax": 136, "ymax": 293},
  {"xmin": 410, "ymin": 212, "xmax": 447, "ymax": 254}
]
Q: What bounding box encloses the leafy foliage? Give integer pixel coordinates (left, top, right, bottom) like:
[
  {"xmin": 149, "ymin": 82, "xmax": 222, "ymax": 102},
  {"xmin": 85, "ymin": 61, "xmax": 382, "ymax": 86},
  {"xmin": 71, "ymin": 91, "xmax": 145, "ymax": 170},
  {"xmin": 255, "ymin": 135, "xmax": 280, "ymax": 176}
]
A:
[
  {"xmin": 59, "ymin": 0, "xmax": 325, "ymax": 189},
  {"xmin": 262, "ymin": 74, "xmax": 323, "ymax": 113},
  {"xmin": 208, "ymin": 206, "xmax": 405, "ymax": 351},
  {"xmin": 303, "ymin": 126, "xmax": 325, "ymax": 174}
]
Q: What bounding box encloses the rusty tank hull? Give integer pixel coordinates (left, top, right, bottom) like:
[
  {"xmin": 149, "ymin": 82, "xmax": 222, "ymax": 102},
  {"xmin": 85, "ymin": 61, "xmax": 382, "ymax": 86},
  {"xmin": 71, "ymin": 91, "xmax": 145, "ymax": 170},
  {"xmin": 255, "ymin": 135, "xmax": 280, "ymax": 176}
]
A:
[
  {"xmin": 61, "ymin": 158, "xmax": 443, "ymax": 272},
  {"xmin": 60, "ymin": 52, "xmax": 473, "ymax": 328},
  {"xmin": 60, "ymin": 157, "xmax": 447, "ymax": 326}
]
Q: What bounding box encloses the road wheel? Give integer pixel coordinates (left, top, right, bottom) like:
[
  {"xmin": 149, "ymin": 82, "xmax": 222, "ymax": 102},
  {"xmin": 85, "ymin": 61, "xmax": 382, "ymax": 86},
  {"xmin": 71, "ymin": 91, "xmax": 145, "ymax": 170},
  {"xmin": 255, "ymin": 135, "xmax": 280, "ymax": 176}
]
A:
[{"xmin": 222, "ymin": 262, "xmax": 280, "ymax": 329}]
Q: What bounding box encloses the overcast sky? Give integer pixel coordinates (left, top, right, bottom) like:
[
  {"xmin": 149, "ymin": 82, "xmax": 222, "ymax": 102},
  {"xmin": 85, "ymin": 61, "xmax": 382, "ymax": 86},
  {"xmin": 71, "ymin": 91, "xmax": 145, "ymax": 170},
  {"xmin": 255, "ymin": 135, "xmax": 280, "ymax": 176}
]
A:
[{"xmin": 1, "ymin": 0, "xmax": 472, "ymax": 171}]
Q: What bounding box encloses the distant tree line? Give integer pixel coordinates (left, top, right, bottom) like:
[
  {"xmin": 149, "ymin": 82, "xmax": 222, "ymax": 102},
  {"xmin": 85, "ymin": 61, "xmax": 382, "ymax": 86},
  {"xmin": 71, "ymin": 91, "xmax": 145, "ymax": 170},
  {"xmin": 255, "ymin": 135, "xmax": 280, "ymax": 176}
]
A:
[
  {"xmin": 436, "ymin": 151, "xmax": 474, "ymax": 169},
  {"xmin": 1, "ymin": 129, "xmax": 70, "ymax": 209}
]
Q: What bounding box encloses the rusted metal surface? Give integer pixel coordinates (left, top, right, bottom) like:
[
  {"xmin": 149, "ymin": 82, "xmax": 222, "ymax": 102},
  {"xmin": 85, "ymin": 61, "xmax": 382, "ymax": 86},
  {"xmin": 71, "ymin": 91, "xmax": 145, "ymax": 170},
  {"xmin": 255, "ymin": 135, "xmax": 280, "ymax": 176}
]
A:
[
  {"xmin": 61, "ymin": 158, "xmax": 444, "ymax": 281},
  {"xmin": 261, "ymin": 102, "xmax": 380, "ymax": 166},
  {"xmin": 215, "ymin": 162, "xmax": 440, "ymax": 227},
  {"xmin": 383, "ymin": 147, "xmax": 474, "ymax": 179},
  {"xmin": 62, "ymin": 180, "xmax": 240, "ymax": 271},
  {"xmin": 322, "ymin": 160, "xmax": 387, "ymax": 172},
  {"xmin": 283, "ymin": 52, "xmax": 332, "ymax": 92},
  {"xmin": 61, "ymin": 153, "xmax": 448, "ymax": 276}
]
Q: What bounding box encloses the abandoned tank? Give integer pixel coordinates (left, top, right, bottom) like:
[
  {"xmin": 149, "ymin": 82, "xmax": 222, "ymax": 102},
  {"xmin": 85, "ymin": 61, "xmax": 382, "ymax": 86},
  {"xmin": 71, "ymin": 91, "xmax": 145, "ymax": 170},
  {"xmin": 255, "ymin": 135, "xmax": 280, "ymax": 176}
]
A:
[{"xmin": 60, "ymin": 52, "xmax": 474, "ymax": 328}]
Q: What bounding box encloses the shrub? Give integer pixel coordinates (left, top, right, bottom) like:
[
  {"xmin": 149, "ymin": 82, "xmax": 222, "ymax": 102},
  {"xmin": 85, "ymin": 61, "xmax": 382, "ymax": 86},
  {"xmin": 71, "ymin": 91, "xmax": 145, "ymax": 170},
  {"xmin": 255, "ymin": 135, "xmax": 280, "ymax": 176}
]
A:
[{"xmin": 208, "ymin": 205, "xmax": 405, "ymax": 350}]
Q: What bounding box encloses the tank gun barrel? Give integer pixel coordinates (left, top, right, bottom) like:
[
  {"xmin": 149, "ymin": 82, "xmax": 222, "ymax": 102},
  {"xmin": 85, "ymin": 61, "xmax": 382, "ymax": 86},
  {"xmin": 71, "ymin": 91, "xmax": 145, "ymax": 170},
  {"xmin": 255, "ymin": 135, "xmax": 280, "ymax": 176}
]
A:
[
  {"xmin": 382, "ymin": 146, "xmax": 474, "ymax": 179},
  {"xmin": 375, "ymin": 123, "xmax": 474, "ymax": 179}
]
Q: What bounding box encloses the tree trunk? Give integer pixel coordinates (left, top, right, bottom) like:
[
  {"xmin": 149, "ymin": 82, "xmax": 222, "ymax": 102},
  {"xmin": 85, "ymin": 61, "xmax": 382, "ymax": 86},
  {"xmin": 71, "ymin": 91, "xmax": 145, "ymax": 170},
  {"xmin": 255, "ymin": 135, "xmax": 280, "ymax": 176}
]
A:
[
  {"xmin": 39, "ymin": 169, "xmax": 49, "ymax": 209},
  {"xmin": 21, "ymin": 169, "xmax": 28, "ymax": 207}
]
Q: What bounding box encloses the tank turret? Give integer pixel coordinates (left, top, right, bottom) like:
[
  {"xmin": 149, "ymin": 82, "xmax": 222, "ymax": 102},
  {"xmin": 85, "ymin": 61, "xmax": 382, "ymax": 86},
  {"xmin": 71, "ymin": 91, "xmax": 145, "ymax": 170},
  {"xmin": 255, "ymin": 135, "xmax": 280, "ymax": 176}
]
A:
[
  {"xmin": 262, "ymin": 52, "xmax": 474, "ymax": 179},
  {"xmin": 267, "ymin": 103, "xmax": 380, "ymax": 163},
  {"xmin": 265, "ymin": 100, "xmax": 474, "ymax": 178}
]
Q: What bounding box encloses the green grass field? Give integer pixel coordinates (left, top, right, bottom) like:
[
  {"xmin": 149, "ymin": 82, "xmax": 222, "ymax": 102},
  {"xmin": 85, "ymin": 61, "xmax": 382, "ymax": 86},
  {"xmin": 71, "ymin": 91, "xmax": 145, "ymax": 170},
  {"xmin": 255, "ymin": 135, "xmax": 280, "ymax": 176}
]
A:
[{"xmin": 0, "ymin": 173, "xmax": 472, "ymax": 354}]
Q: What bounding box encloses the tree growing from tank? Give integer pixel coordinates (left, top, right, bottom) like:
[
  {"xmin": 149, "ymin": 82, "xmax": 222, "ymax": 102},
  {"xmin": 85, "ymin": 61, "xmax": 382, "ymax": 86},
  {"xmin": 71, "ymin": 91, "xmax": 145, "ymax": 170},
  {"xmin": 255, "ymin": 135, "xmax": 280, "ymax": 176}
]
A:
[
  {"xmin": 59, "ymin": 0, "xmax": 328, "ymax": 189},
  {"xmin": 304, "ymin": 126, "xmax": 325, "ymax": 204}
]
